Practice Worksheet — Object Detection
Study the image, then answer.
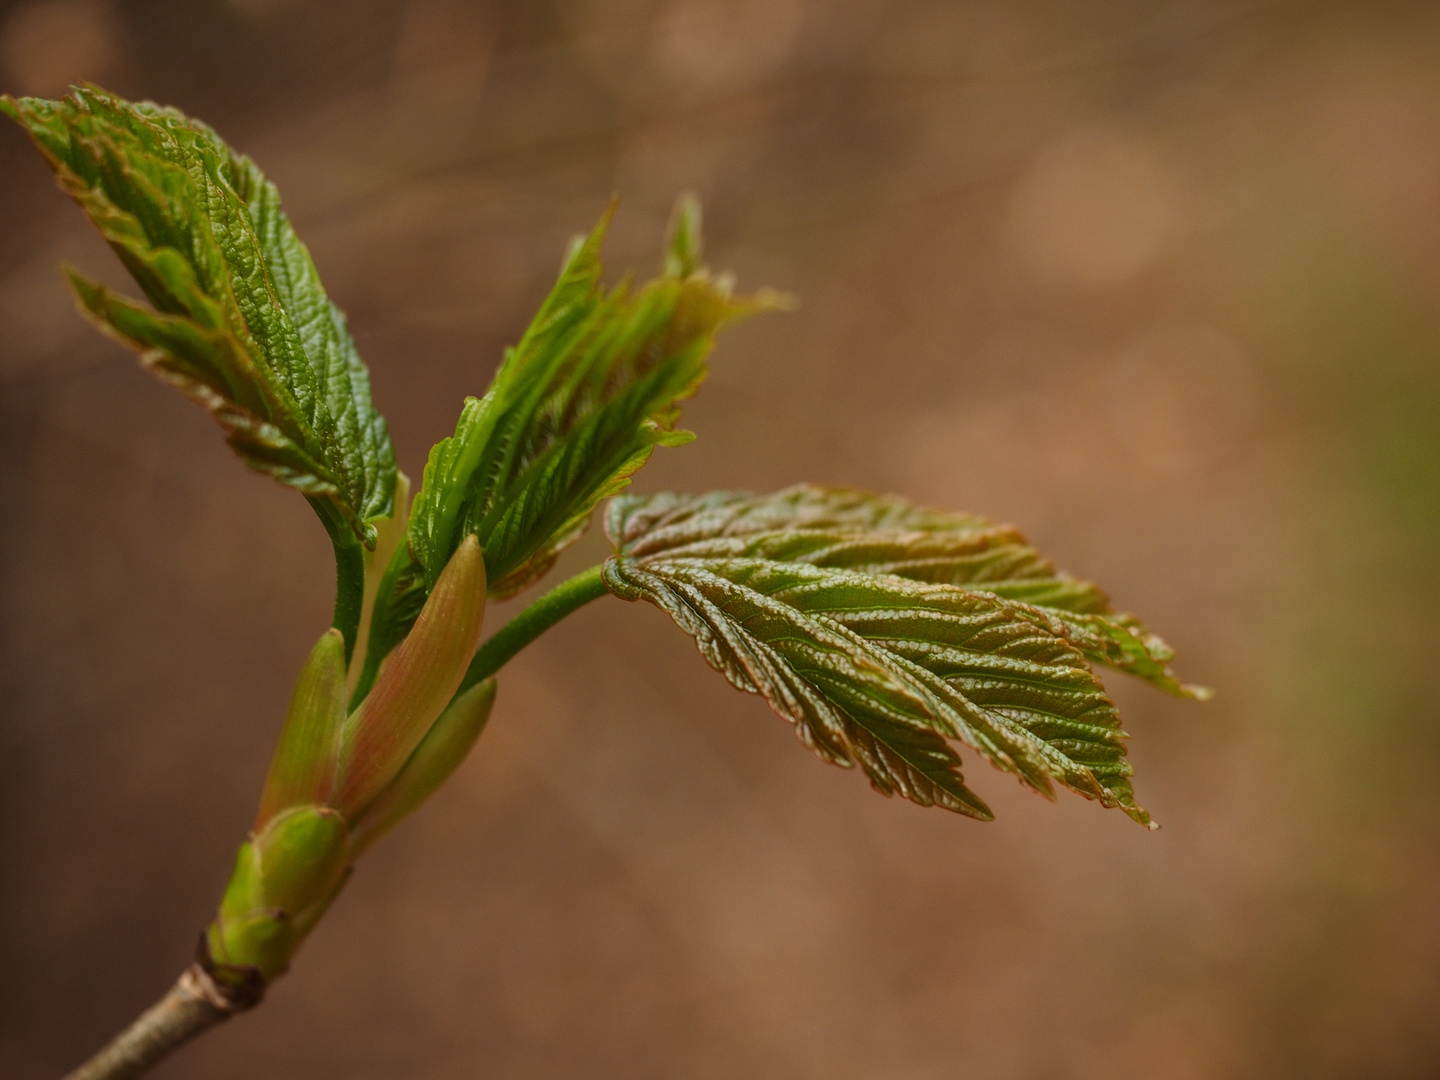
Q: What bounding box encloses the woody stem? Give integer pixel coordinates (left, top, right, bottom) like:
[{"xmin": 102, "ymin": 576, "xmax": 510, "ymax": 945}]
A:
[{"xmin": 60, "ymin": 964, "xmax": 254, "ymax": 1080}]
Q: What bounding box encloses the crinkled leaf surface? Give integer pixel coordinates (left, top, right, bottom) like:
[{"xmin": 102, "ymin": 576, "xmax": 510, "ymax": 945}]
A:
[
  {"xmin": 602, "ymin": 486, "xmax": 1209, "ymax": 823},
  {"xmin": 610, "ymin": 486, "xmax": 1209, "ymax": 697},
  {"xmin": 407, "ymin": 197, "xmax": 779, "ymax": 602},
  {"xmin": 341, "ymin": 197, "xmax": 777, "ymax": 699},
  {"xmin": 1, "ymin": 86, "xmax": 396, "ymax": 544}
]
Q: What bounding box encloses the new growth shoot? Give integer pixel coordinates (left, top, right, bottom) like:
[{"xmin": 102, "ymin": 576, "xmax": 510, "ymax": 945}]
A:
[{"xmin": 2, "ymin": 85, "xmax": 1208, "ymax": 1080}]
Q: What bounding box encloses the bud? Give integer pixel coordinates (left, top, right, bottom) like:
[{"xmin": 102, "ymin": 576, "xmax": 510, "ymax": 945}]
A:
[
  {"xmin": 204, "ymin": 805, "xmax": 351, "ymax": 989},
  {"xmin": 255, "ymin": 629, "xmax": 348, "ymax": 828},
  {"xmin": 204, "ymin": 534, "xmax": 487, "ymax": 997},
  {"xmin": 253, "ymin": 805, "xmax": 350, "ymax": 916},
  {"xmin": 331, "ymin": 535, "xmax": 487, "ymax": 819},
  {"xmin": 350, "ymin": 678, "xmax": 497, "ymax": 856}
]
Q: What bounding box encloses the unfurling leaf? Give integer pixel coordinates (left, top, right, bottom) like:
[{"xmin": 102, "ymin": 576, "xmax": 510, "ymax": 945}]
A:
[
  {"xmin": 2, "ymin": 87, "xmax": 396, "ymax": 539},
  {"xmin": 607, "ymin": 486, "xmax": 1209, "ymax": 698},
  {"xmin": 602, "ymin": 486, "xmax": 1210, "ymax": 824},
  {"xmin": 349, "ymin": 197, "xmax": 780, "ymax": 696},
  {"xmin": 2, "ymin": 86, "xmax": 397, "ymax": 654},
  {"xmin": 404, "ymin": 196, "xmax": 784, "ymax": 604}
]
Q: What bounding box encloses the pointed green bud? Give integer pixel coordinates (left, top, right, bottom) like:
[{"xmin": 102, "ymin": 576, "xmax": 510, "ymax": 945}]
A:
[
  {"xmin": 350, "ymin": 678, "xmax": 497, "ymax": 856},
  {"xmin": 332, "ymin": 535, "xmax": 487, "ymax": 819},
  {"xmin": 203, "ymin": 806, "xmax": 351, "ymax": 987},
  {"xmin": 256, "ymin": 630, "xmax": 348, "ymax": 828}
]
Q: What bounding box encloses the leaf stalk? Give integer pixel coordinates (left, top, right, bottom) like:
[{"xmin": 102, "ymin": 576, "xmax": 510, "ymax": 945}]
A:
[
  {"xmin": 458, "ymin": 563, "xmax": 609, "ymax": 693},
  {"xmin": 309, "ymin": 496, "xmax": 368, "ymax": 664}
]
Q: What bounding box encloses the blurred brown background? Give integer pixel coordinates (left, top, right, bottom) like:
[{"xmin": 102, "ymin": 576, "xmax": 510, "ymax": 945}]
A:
[{"xmin": 3, "ymin": 0, "xmax": 1439, "ymax": 1077}]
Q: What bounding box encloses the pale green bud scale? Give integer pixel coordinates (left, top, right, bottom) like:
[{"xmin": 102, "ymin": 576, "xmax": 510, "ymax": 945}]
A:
[
  {"xmin": 332, "ymin": 534, "xmax": 487, "ymax": 819},
  {"xmin": 255, "ymin": 629, "xmax": 348, "ymax": 828},
  {"xmin": 204, "ymin": 806, "xmax": 351, "ymax": 988},
  {"xmin": 350, "ymin": 677, "xmax": 497, "ymax": 856}
]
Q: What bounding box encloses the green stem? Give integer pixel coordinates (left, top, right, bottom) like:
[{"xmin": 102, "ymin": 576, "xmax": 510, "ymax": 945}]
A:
[
  {"xmin": 331, "ymin": 539, "xmax": 365, "ymax": 665},
  {"xmin": 308, "ymin": 498, "xmax": 366, "ymax": 665},
  {"xmin": 458, "ymin": 563, "xmax": 609, "ymax": 694}
]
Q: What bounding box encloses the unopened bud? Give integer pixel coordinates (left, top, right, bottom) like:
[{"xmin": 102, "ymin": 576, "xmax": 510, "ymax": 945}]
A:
[
  {"xmin": 204, "ymin": 805, "xmax": 351, "ymax": 987},
  {"xmin": 331, "ymin": 535, "xmax": 487, "ymax": 819},
  {"xmin": 255, "ymin": 629, "xmax": 348, "ymax": 828},
  {"xmin": 350, "ymin": 678, "xmax": 497, "ymax": 856}
]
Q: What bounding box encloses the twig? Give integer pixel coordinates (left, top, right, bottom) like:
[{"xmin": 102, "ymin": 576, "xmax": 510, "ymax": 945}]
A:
[{"xmin": 61, "ymin": 963, "xmax": 254, "ymax": 1080}]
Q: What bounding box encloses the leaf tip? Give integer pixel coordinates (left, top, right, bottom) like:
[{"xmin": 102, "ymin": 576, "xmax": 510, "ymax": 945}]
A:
[
  {"xmin": 665, "ymin": 192, "xmax": 704, "ymax": 278},
  {"xmin": 961, "ymin": 798, "xmax": 996, "ymax": 822},
  {"xmin": 751, "ymin": 286, "xmax": 799, "ymax": 313},
  {"xmin": 1122, "ymin": 803, "xmax": 1158, "ymax": 829},
  {"xmin": 60, "ymin": 261, "xmax": 100, "ymax": 301}
]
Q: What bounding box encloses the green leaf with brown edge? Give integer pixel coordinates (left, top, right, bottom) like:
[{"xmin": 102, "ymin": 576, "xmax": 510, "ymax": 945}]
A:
[
  {"xmin": 606, "ymin": 485, "xmax": 1210, "ymax": 699},
  {"xmin": 602, "ymin": 486, "xmax": 1213, "ymax": 823},
  {"xmin": 602, "ymin": 554, "xmax": 1146, "ymax": 823},
  {"xmin": 2, "ymin": 86, "xmax": 397, "ymax": 655},
  {"xmin": 405, "ymin": 196, "xmax": 785, "ymax": 603}
]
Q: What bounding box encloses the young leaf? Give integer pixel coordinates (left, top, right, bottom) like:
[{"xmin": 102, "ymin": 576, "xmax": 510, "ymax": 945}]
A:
[
  {"xmin": 602, "ymin": 487, "xmax": 1211, "ymax": 824},
  {"xmin": 2, "ymin": 86, "xmax": 397, "ymax": 652},
  {"xmin": 606, "ymin": 486, "xmax": 1210, "ymax": 698},
  {"xmin": 404, "ymin": 197, "xmax": 783, "ymax": 606}
]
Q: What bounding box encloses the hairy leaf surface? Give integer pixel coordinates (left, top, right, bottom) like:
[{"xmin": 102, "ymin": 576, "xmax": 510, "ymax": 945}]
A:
[
  {"xmin": 2, "ymin": 86, "xmax": 396, "ymax": 544},
  {"xmin": 603, "ymin": 486, "xmax": 1210, "ymax": 822}
]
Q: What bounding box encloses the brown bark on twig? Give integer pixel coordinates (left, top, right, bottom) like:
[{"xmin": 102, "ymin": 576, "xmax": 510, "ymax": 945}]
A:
[{"xmin": 61, "ymin": 964, "xmax": 252, "ymax": 1080}]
